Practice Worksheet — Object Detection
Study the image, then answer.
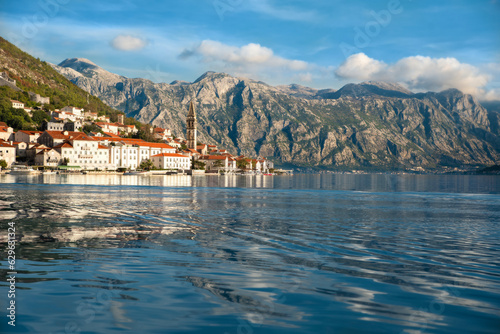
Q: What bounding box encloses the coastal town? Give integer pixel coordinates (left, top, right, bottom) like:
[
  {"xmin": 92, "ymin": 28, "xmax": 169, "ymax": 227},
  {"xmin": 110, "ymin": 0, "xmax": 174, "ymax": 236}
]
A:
[{"xmin": 0, "ymin": 94, "xmax": 274, "ymax": 175}]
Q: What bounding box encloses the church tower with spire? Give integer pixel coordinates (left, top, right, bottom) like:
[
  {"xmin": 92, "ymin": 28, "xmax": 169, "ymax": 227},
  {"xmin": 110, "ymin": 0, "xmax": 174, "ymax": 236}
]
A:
[{"xmin": 186, "ymin": 100, "xmax": 197, "ymax": 150}]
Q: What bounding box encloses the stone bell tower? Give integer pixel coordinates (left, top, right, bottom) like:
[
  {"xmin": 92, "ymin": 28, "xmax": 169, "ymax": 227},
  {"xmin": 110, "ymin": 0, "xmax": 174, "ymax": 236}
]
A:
[{"xmin": 186, "ymin": 100, "xmax": 197, "ymax": 150}]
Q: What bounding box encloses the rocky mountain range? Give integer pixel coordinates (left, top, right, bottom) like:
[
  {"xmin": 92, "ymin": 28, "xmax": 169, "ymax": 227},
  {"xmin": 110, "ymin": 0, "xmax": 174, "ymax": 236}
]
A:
[{"xmin": 53, "ymin": 58, "xmax": 500, "ymax": 170}]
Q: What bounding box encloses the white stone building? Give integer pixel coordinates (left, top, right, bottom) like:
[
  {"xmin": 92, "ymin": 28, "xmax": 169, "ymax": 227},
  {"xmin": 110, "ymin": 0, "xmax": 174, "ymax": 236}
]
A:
[
  {"xmin": 0, "ymin": 126, "xmax": 14, "ymax": 141},
  {"xmin": 0, "ymin": 141, "xmax": 16, "ymax": 167},
  {"xmin": 53, "ymin": 134, "xmax": 112, "ymax": 170},
  {"xmin": 108, "ymin": 140, "xmax": 176, "ymax": 170},
  {"xmin": 10, "ymin": 100, "xmax": 24, "ymax": 109}
]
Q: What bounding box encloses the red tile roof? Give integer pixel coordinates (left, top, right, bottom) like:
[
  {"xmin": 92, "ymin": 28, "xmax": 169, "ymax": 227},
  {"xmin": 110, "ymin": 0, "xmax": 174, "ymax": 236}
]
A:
[
  {"xmin": 151, "ymin": 153, "xmax": 188, "ymax": 158},
  {"xmin": 18, "ymin": 130, "xmax": 42, "ymax": 135},
  {"xmin": 53, "ymin": 143, "xmax": 73, "ymax": 149},
  {"xmin": 44, "ymin": 131, "xmax": 81, "ymax": 140},
  {"xmin": 70, "ymin": 133, "xmax": 95, "ymax": 141},
  {"xmin": 102, "ymin": 132, "xmax": 122, "ymax": 138}
]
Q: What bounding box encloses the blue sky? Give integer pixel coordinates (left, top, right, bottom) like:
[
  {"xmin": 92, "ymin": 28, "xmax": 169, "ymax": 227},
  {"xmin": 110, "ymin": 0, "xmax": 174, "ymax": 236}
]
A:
[{"xmin": 1, "ymin": 0, "xmax": 499, "ymax": 100}]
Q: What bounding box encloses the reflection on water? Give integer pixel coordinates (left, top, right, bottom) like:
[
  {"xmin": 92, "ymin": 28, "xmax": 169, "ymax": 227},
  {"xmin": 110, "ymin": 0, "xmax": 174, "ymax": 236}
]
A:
[
  {"xmin": 2, "ymin": 172, "xmax": 499, "ymax": 193},
  {"xmin": 0, "ymin": 175, "xmax": 499, "ymax": 333}
]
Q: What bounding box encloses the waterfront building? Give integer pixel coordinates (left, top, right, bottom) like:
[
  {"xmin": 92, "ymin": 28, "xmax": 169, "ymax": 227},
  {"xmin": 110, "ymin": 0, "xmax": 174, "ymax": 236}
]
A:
[
  {"xmin": 108, "ymin": 140, "xmax": 176, "ymax": 170},
  {"xmin": 35, "ymin": 148, "xmax": 61, "ymax": 167},
  {"xmin": 53, "ymin": 134, "xmax": 112, "ymax": 170},
  {"xmin": 151, "ymin": 153, "xmax": 191, "ymax": 170},
  {"xmin": 0, "ymin": 141, "xmax": 16, "ymax": 167},
  {"xmin": 198, "ymin": 155, "xmax": 237, "ymax": 172}
]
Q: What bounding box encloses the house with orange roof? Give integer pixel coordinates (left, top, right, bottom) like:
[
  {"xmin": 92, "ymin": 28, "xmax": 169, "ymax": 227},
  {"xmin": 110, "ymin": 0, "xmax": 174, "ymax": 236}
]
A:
[
  {"xmin": 97, "ymin": 115, "xmax": 111, "ymax": 123},
  {"xmin": 37, "ymin": 130, "xmax": 82, "ymax": 147},
  {"xmin": 35, "ymin": 148, "xmax": 61, "ymax": 167},
  {"xmin": 119, "ymin": 124, "xmax": 138, "ymax": 134},
  {"xmin": 95, "ymin": 122, "xmax": 137, "ymax": 135},
  {"xmin": 26, "ymin": 143, "xmax": 50, "ymax": 163},
  {"xmin": 184, "ymin": 148, "xmax": 200, "ymax": 158},
  {"xmin": 196, "ymin": 144, "xmax": 208, "ymax": 155},
  {"xmin": 11, "ymin": 141, "xmax": 28, "ymax": 158},
  {"xmin": 198, "ymin": 155, "xmax": 237, "ymax": 172},
  {"xmin": 14, "ymin": 130, "xmax": 43, "ymax": 143},
  {"xmin": 0, "ymin": 125, "xmax": 14, "ymax": 141},
  {"xmin": 61, "ymin": 106, "xmax": 83, "ymax": 116},
  {"xmin": 151, "ymin": 153, "xmax": 190, "ymax": 170},
  {"xmin": 109, "ymin": 140, "xmax": 176, "ymax": 170},
  {"xmin": 0, "ymin": 141, "xmax": 16, "ymax": 167},
  {"xmin": 95, "ymin": 122, "xmax": 119, "ymax": 134},
  {"xmin": 53, "ymin": 134, "xmax": 113, "ymax": 170},
  {"xmin": 84, "ymin": 111, "xmax": 98, "ymax": 121},
  {"xmin": 167, "ymin": 138, "xmax": 182, "ymax": 148},
  {"xmin": 153, "ymin": 127, "xmax": 172, "ymax": 140}
]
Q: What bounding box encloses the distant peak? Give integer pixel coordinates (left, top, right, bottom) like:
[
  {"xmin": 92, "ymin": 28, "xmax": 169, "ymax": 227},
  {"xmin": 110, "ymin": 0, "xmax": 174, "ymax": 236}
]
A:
[
  {"xmin": 360, "ymin": 81, "xmax": 413, "ymax": 95},
  {"xmin": 170, "ymin": 80, "xmax": 190, "ymax": 85},
  {"xmin": 58, "ymin": 58, "xmax": 98, "ymax": 68},
  {"xmin": 193, "ymin": 71, "xmax": 230, "ymax": 83},
  {"xmin": 439, "ymin": 88, "xmax": 463, "ymax": 95}
]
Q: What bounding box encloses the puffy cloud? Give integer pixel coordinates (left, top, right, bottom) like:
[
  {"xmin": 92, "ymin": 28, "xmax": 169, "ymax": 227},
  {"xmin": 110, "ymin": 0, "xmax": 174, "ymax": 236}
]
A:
[
  {"xmin": 111, "ymin": 35, "xmax": 148, "ymax": 51},
  {"xmin": 180, "ymin": 40, "xmax": 309, "ymax": 71},
  {"xmin": 334, "ymin": 53, "xmax": 386, "ymax": 80},
  {"xmin": 335, "ymin": 53, "xmax": 497, "ymax": 100}
]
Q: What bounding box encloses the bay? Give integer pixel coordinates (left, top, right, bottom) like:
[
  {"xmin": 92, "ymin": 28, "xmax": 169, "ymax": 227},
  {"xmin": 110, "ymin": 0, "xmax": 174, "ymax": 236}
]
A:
[{"xmin": 1, "ymin": 173, "xmax": 499, "ymax": 333}]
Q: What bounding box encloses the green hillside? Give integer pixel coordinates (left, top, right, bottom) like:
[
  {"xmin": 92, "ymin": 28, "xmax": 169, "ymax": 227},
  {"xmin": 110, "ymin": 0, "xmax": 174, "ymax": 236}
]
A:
[{"xmin": 0, "ymin": 36, "xmax": 140, "ymax": 131}]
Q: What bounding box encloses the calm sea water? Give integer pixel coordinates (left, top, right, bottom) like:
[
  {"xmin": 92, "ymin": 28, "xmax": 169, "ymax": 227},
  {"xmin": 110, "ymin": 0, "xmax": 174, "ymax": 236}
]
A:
[{"xmin": 1, "ymin": 173, "xmax": 499, "ymax": 334}]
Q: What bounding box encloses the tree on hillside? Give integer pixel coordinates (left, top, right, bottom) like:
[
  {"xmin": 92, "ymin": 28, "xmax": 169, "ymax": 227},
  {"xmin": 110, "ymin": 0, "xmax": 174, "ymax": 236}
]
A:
[
  {"xmin": 31, "ymin": 110, "xmax": 50, "ymax": 124},
  {"xmin": 82, "ymin": 123, "xmax": 104, "ymax": 135}
]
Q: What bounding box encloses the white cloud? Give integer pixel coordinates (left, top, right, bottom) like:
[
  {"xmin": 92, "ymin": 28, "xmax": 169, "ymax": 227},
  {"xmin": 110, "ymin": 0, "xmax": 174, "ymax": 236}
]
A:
[
  {"xmin": 110, "ymin": 35, "xmax": 148, "ymax": 51},
  {"xmin": 180, "ymin": 40, "xmax": 310, "ymax": 72},
  {"xmin": 335, "ymin": 53, "xmax": 498, "ymax": 100},
  {"xmin": 334, "ymin": 53, "xmax": 385, "ymax": 80}
]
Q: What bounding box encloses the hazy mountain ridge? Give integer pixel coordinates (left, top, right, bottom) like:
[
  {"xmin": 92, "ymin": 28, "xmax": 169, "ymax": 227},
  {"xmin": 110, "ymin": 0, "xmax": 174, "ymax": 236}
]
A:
[{"xmin": 53, "ymin": 58, "xmax": 500, "ymax": 170}]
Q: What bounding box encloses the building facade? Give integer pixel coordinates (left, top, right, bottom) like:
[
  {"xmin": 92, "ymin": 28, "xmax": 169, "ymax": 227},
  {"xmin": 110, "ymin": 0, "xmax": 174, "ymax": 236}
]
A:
[
  {"xmin": 151, "ymin": 153, "xmax": 191, "ymax": 170},
  {"xmin": 35, "ymin": 149, "xmax": 61, "ymax": 167},
  {"xmin": 0, "ymin": 141, "xmax": 16, "ymax": 167},
  {"xmin": 53, "ymin": 135, "xmax": 112, "ymax": 170},
  {"xmin": 108, "ymin": 140, "xmax": 176, "ymax": 170}
]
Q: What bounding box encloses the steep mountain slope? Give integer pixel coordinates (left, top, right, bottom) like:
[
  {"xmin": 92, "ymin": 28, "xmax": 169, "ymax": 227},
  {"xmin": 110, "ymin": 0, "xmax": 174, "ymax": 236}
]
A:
[
  {"xmin": 53, "ymin": 58, "xmax": 500, "ymax": 170},
  {"xmin": 0, "ymin": 38, "xmax": 119, "ymax": 117}
]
